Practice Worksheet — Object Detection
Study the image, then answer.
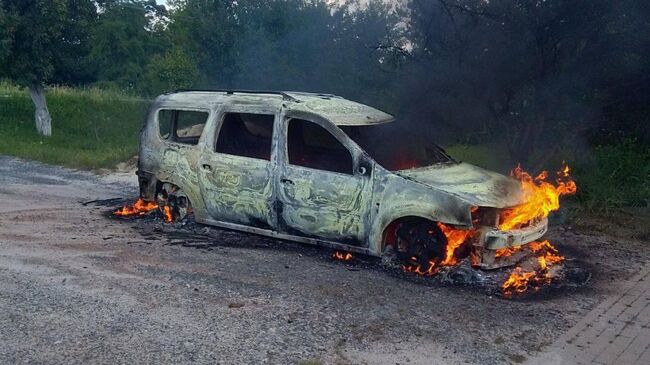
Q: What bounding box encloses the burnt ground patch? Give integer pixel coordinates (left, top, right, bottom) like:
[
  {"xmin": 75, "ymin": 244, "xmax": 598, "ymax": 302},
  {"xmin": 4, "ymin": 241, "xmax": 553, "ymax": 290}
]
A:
[{"xmin": 102, "ymin": 202, "xmax": 592, "ymax": 301}]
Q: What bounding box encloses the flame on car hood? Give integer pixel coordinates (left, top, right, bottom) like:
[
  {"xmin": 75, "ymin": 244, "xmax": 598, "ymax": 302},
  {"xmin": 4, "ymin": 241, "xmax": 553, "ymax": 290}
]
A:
[{"xmin": 397, "ymin": 162, "xmax": 524, "ymax": 208}]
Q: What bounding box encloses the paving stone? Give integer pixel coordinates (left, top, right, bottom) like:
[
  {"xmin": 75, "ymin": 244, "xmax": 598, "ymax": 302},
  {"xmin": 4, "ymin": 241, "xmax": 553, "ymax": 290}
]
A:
[
  {"xmin": 594, "ymin": 334, "xmax": 632, "ymax": 364},
  {"xmin": 527, "ymin": 266, "xmax": 650, "ymax": 365}
]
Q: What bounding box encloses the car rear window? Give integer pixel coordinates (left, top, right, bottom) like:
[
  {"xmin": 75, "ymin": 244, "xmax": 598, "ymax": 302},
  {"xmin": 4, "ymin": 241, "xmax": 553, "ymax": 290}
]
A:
[{"xmin": 158, "ymin": 109, "xmax": 209, "ymax": 145}]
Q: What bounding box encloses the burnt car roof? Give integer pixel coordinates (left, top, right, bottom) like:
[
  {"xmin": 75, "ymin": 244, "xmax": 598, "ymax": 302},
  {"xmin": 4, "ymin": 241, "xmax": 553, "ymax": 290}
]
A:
[{"xmin": 156, "ymin": 90, "xmax": 395, "ymax": 126}]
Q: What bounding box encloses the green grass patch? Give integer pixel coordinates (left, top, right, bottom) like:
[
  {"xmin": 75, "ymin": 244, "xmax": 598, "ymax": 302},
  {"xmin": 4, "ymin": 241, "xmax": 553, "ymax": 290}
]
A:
[
  {"xmin": 0, "ymin": 82, "xmax": 150, "ymax": 169},
  {"xmin": 573, "ymin": 139, "xmax": 650, "ymax": 211}
]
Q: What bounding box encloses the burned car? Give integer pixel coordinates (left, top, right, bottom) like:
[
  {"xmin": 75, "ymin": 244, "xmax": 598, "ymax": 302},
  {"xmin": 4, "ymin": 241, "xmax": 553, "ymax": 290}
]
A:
[{"xmin": 136, "ymin": 90, "xmax": 547, "ymax": 270}]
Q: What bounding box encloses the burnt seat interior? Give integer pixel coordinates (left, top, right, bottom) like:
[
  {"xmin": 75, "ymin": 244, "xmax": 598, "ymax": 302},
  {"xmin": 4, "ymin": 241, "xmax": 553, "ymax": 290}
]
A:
[
  {"xmin": 287, "ymin": 118, "xmax": 353, "ymax": 175},
  {"xmin": 215, "ymin": 113, "xmax": 274, "ymax": 160}
]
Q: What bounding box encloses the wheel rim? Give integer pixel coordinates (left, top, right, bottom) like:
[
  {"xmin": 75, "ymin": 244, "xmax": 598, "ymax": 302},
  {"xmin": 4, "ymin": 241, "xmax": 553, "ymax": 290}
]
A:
[{"xmin": 156, "ymin": 183, "xmax": 189, "ymax": 222}]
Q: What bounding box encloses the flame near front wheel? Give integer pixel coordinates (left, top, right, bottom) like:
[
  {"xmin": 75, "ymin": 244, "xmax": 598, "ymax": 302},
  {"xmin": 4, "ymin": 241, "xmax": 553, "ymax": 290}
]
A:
[{"xmin": 399, "ymin": 163, "xmax": 577, "ymax": 297}]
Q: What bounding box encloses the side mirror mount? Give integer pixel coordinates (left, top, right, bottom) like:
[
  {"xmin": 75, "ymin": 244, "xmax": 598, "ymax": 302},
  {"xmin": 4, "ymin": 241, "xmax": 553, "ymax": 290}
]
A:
[
  {"xmin": 358, "ymin": 166, "xmax": 368, "ymax": 176},
  {"xmin": 357, "ymin": 161, "xmax": 372, "ymax": 177}
]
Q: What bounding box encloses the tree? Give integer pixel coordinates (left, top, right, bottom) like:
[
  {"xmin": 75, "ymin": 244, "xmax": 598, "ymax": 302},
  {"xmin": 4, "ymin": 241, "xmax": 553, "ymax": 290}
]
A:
[
  {"xmin": 165, "ymin": 0, "xmax": 402, "ymax": 101},
  {"xmin": 167, "ymin": 0, "xmax": 238, "ymax": 87},
  {"xmin": 141, "ymin": 48, "xmax": 198, "ymax": 95},
  {"xmin": 398, "ymin": 0, "xmax": 625, "ymax": 166},
  {"xmin": 0, "ymin": 0, "xmax": 96, "ymax": 136},
  {"xmin": 90, "ymin": 0, "xmax": 167, "ymax": 91}
]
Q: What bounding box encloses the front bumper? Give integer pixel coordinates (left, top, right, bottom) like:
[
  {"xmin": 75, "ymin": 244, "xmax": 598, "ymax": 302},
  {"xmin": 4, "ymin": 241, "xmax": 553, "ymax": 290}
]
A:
[
  {"xmin": 474, "ymin": 218, "xmax": 548, "ymax": 269},
  {"xmin": 482, "ymin": 217, "xmax": 548, "ymax": 250}
]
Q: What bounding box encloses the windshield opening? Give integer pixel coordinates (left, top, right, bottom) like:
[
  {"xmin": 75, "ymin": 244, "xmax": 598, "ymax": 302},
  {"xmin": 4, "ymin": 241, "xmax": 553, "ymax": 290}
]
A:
[{"xmin": 340, "ymin": 123, "xmax": 456, "ymax": 171}]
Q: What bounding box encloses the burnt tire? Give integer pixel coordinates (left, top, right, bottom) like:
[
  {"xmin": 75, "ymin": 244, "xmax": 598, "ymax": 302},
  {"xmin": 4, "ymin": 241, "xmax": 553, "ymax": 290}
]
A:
[
  {"xmin": 156, "ymin": 183, "xmax": 190, "ymax": 222},
  {"xmin": 395, "ymin": 221, "xmax": 448, "ymax": 267}
]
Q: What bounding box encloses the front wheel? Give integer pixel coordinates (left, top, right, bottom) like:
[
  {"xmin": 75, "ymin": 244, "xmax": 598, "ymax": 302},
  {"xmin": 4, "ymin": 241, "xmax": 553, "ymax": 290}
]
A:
[{"xmin": 394, "ymin": 220, "xmax": 448, "ymax": 270}]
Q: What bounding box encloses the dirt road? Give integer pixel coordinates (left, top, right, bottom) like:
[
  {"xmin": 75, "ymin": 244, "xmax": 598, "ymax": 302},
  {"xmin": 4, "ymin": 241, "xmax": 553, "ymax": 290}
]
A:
[{"xmin": 0, "ymin": 156, "xmax": 647, "ymax": 365}]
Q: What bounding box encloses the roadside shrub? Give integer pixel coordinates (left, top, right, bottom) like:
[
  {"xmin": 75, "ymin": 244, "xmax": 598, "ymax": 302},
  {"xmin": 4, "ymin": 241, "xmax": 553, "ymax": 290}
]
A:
[
  {"xmin": 573, "ymin": 139, "xmax": 650, "ymax": 212},
  {"xmin": 140, "ymin": 48, "xmax": 199, "ymax": 96}
]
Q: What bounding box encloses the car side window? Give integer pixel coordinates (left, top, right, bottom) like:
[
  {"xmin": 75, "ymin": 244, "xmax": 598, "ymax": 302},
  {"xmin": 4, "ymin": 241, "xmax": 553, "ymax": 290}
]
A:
[
  {"xmin": 287, "ymin": 118, "xmax": 353, "ymax": 174},
  {"xmin": 158, "ymin": 109, "xmax": 209, "ymax": 146},
  {"xmin": 214, "ymin": 113, "xmax": 275, "ymax": 161}
]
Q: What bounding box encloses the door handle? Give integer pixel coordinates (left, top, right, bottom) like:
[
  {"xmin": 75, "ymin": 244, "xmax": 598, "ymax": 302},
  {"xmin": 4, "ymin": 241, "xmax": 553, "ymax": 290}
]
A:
[
  {"xmin": 201, "ymin": 164, "xmax": 213, "ymax": 172},
  {"xmin": 280, "ymin": 178, "xmax": 294, "ymax": 185}
]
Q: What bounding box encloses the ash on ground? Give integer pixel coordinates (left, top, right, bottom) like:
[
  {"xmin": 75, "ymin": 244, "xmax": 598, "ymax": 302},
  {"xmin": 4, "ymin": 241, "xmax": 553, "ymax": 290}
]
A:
[{"xmin": 107, "ymin": 203, "xmax": 591, "ymax": 299}]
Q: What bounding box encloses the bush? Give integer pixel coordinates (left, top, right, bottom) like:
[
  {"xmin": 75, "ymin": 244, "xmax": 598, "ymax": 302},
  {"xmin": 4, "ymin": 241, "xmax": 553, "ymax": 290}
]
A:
[
  {"xmin": 573, "ymin": 139, "xmax": 650, "ymax": 211},
  {"xmin": 140, "ymin": 48, "xmax": 199, "ymax": 96}
]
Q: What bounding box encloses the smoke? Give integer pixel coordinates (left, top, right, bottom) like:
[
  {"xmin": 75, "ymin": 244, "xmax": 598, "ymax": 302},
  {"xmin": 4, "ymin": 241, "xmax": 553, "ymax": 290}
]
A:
[{"xmin": 188, "ymin": 0, "xmax": 649, "ymax": 170}]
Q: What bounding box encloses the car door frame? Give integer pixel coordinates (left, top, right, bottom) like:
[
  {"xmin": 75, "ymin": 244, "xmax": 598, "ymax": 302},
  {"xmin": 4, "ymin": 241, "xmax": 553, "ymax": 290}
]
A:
[
  {"xmin": 275, "ymin": 108, "xmax": 375, "ymax": 246},
  {"xmin": 149, "ymin": 105, "xmax": 214, "ymax": 221},
  {"xmin": 196, "ymin": 99, "xmax": 282, "ymax": 230}
]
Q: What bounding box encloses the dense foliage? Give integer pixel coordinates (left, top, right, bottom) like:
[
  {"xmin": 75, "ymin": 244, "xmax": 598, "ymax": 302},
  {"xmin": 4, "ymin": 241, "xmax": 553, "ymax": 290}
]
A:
[{"xmin": 0, "ymin": 0, "xmax": 95, "ymax": 86}]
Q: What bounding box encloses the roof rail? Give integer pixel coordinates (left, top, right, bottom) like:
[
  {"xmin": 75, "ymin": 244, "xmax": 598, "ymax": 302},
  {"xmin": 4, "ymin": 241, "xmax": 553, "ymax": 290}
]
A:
[{"xmin": 173, "ymin": 88, "xmax": 299, "ymax": 102}]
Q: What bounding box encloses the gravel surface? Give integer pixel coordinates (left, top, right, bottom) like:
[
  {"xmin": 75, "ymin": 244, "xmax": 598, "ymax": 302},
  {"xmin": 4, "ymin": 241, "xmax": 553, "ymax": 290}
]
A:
[{"xmin": 0, "ymin": 156, "xmax": 647, "ymax": 365}]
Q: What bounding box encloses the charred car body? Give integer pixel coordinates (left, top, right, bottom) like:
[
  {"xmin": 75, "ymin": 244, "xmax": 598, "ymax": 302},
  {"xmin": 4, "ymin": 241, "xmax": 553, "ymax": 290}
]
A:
[{"xmin": 137, "ymin": 90, "xmax": 547, "ymax": 269}]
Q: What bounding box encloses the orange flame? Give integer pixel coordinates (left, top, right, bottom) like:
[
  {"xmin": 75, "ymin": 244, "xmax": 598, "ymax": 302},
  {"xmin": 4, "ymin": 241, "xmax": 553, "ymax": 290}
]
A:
[
  {"xmin": 438, "ymin": 223, "xmax": 475, "ymax": 266},
  {"xmin": 333, "ymin": 251, "xmax": 353, "ymax": 261},
  {"xmin": 536, "ymin": 242, "xmax": 564, "ymax": 268},
  {"xmin": 499, "ymin": 163, "xmax": 576, "ymax": 231},
  {"xmin": 403, "ymin": 259, "xmax": 437, "ymax": 276},
  {"xmin": 529, "ymin": 240, "xmax": 555, "ymax": 253},
  {"xmin": 501, "ymin": 240, "xmax": 565, "ymax": 297},
  {"xmin": 501, "ymin": 268, "xmax": 537, "ymax": 296},
  {"xmin": 495, "ymin": 246, "xmax": 522, "ymax": 258},
  {"xmin": 113, "ymin": 198, "xmax": 159, "ymax": 217},
  {"xmin": 162, "ymin": 205, "xmax": 173, "ymax": 223},
  {"xmin": 402, "ymin": 224, "xmax": 474, "ymax": 276}
]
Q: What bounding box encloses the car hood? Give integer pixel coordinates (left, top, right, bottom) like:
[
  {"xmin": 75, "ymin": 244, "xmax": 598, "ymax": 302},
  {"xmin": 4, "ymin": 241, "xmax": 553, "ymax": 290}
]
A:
[{"xmin": 397, "ymin": 162, "xmax": 525, "ymax": 208}]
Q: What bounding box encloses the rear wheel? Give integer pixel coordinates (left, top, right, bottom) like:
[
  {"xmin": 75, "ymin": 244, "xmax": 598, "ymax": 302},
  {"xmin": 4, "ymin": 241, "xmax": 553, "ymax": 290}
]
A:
[{"xmin": 155, "ymin": 183, "xmax": 191, "ymax": 222}]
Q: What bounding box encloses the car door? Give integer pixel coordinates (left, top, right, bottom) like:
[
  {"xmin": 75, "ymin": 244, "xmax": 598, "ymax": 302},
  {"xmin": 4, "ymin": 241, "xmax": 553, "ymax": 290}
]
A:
[
  {"xmin": 276, "ymin": 111, "xmax": 373, "ymax": 245},
  {"xmin": 155, "ymin": 107, "xmax": 210, "ymax": 207},
  {"xmin": 197, "ymin": 102, "xmax": 280, "ymax": 229}
]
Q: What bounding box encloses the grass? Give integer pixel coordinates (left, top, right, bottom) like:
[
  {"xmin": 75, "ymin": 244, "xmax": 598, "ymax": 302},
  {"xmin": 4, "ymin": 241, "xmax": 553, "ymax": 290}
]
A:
[
  {"xmin": 0, "ymin": 81, "xmax": 149, "ymax": 169},
  {"xmin": 573, "ymin": 139, "xmax": 650, "ymax": 211}
]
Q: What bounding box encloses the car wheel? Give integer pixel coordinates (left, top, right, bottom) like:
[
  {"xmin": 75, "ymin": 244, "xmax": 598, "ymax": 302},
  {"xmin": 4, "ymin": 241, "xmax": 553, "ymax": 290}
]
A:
[
  {"xmin": 395, "ymin": 220, "xmax": 448, "ymax": 268},
  {"xmin": 156, "ymin": 183, "xmax": 190, "ymax": 222}
]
